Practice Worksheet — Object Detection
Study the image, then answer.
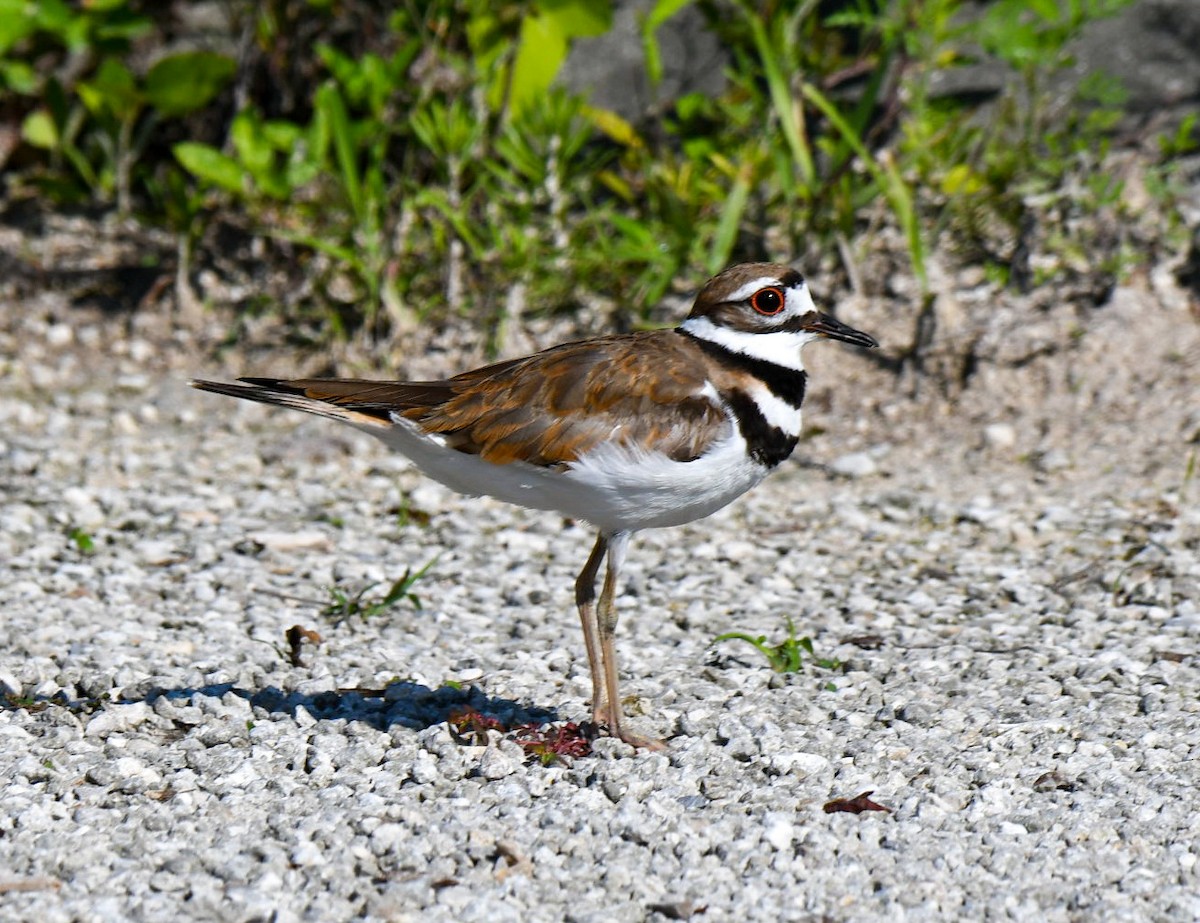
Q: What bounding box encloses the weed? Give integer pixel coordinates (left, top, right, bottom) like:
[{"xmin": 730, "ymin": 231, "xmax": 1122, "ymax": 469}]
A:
[
  {"xmin": 2, "ymin": 689, "xmax": 108, "ymax": 715},
  {"xmin": 392, "ymin": 495, "xmax": 433, "ymax": 530},
  {"xmin": 514, "ymin": 721, "xmax": 594, "ymax": 764},
  {"xmin": 715, "ymin": 618, "xmax": 841, "ymax": 674},
  {"xmin": 66, "ymin": 527, "xmax": 95, "ymax": 554},
  {"xmin": 448, "ymin": 706, "xmax": 507, "ymax": 745},
  {"xmin": 446, "ymin": 707, "xmax": 595, "ymax": 763},
  {"xmin": 2, "ymin": 693, "xmax": 39, "ymax": 710},
  {"xmin": 321, "ymin": 558, "xmax": 438, "ymax": 623}
]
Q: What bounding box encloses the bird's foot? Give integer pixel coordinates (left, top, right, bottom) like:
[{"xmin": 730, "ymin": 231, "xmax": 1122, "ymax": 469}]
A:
[{"xmin": 591, "ymin": 705, "xmax": 668, "ymax": 752}]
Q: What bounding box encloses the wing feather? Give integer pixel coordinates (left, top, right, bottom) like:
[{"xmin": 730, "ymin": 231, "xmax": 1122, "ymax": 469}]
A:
[
  {"xmin": 195, "ymin": 331, "xmax": 732, "ymax": 468},
  {"xmin": 415, "ymin": 332, "xmax": 730, "ymax": 466}
]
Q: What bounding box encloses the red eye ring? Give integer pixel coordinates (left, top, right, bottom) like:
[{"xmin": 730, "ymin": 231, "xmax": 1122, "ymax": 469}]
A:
[{"xmin": 750, "ymin": 286, "xmax": 785, "ymax": 315}]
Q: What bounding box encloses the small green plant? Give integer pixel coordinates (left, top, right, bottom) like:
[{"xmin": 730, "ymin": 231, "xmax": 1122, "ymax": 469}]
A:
[
  {"xmin": 1158, "ymin": 113, "xmax": 1199, "ymax": 160},
  {"xmin": 2, "ymin": 693, "xmax": 38, "ymax": 709},
  {"xmin": 66, "ymin": 527, "xmax": 95, "ymax": 554},
  {"xmin": 715, "ymin": 618, "xmax": 841, "ymax": 674},
  {"xmin": 3, "ymin": 689, "xmax": 108, "ymax": 714},
  {"xmin": 321, "ymin": 559, "xmax": 437, "ymax": 622}
]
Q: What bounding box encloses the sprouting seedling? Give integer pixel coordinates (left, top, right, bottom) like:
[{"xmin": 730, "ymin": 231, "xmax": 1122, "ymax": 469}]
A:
[
  {"xmin": 67, "ymin": 527, "xmax": 95, "ymax": 554},
  {"xmin": 322, "ymin": 557, "xmax": 438, "ymax": 622},
  {"xmin": 714, "ymin": 617, "xmax": 841, "ymax": 674}
]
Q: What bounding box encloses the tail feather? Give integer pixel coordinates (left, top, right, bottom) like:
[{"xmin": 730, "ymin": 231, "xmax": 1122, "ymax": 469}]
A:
[{"xmin": 190, "ymin": 377, "xmax": 398, "ymax": 429}]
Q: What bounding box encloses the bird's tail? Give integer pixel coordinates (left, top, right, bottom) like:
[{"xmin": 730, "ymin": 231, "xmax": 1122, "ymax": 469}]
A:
[{"xmin": 190, "ymin": 377, "xmax": 397, "ymax": 429}]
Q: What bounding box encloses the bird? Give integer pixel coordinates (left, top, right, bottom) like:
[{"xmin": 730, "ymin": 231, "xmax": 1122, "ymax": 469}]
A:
[{"xmin": 192, "ymin": 262, "xmax": 878, "ymax": 750}]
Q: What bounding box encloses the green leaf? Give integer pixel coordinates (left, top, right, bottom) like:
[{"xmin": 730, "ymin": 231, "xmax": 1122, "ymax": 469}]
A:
[
  {"xmin": 504, "ymin": 3, "xmax": 615, "ymax": 110},
  {"xmin": 78, "ymin": 57, "xmax": 140, "ymax": 119},
  {"xmin": 707, "ymin": 162, "xmax": 751, "ymax": 274},
  {"xmin": 315, "ymin": 82, "xmax": 363, "ymax": 219},
  {"xmin": 30, "ymin": 0, "xmax": 73, "ymax": 36},
  {"xmin": 0, "ymin": 0, "xmax": 35, "ymax": 55},
  {"xmin": 92, "ymin": 9, "xmax": 154, "ymax": 44},
  {"xmin": 645, "ymin": 0, "xmax": 693, "ymax": 29},
  {"xmin": 173, "ymin": 142, "xmax": 245, "ymax": 194},
  {"xmin": 144, "ymin": 51, "xmax": 236, "ymax": 117},
  {"xmin": 262, "ymin": 119, "xmax": 303, "ymax": 150},
  {"xmin": 734, "ymin": 0, "xmax": 813, "ymax": 190},
  {"xmin": 230, "ymin": 110, "xmax": 274, "ymax": 178},
  {"xmin": 315, "ymin": 42, "xmax": 356, "ymax": 86},
  {"xmin": 641, "ymin": 0, "xmax": 694, "ymax": 83},
  {"xmin": 584, "ymin": 105, "xmax": 641, "ymax": 149},
  {"xmin": 714, "ymin": 619, "xmax": 836, "ymax": 674},
  {"xmin": 540, "ymin": 0, "xmax": 613, "ymax": 37},
  {"xmin": 0, "ymin": 59, "xmax": 37, "ymax": 94},
  {"xmin": 67, "ymin": 527, "xmax": 95, "ymax": 554},
  {"xmin": 509, "ymin": 12, "xmax": 569, "ymax": 115},
  {"xmin": 21, "ymin": 110, "xmax": 58, "ymax": 149},
  {"xmin": 643, "ymin": 0, "xmax": 699, "ymax": 86}
]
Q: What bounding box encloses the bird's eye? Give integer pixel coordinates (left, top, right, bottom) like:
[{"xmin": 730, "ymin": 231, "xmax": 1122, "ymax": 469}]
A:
[{"xmin": 750, "ymin": 287, "xmax": 785, "ymax": 315}]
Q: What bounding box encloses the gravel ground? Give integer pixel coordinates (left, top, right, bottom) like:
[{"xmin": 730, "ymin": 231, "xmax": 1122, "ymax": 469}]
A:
[{"xmin": 1, "ymin": 283, "xmax": 1198, "ymax": 922}]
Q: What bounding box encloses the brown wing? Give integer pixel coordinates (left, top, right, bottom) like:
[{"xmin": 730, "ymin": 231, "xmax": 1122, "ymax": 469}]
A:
[
  {"xmin": 409, "ymin": 331, "xmax": 729, "ymax": 467},
  {"xmin": 196, "ymin": 332, "xmax": 730, "ymax": 468}
]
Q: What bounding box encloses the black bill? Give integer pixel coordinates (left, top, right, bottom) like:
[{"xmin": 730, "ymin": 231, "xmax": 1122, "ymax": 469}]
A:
[{"xmin": 799, "ymin": 312, "xmax": 879, "ymax": 349}]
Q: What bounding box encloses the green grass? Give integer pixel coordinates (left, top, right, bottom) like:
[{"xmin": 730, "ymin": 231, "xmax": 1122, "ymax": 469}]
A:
[{"xmin": 1, "ymin": 0, "xmax": 1158, "ymax": 352}]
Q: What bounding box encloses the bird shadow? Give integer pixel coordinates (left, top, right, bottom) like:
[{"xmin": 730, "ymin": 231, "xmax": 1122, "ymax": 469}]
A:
[{"xmin": 3, "ymin": 681, "xmax": 559, "ymax": 734}]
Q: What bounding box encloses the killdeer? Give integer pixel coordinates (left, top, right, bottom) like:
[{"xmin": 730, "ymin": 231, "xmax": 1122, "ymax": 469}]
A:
[{"xmin": 193, "ymin": 262, "xmax": 878, "ymax": 749}]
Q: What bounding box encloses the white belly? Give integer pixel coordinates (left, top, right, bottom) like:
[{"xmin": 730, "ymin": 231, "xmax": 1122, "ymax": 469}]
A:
[{"xmin": 368, "ymin": 418, "xmax": 771, "ymax": 534}]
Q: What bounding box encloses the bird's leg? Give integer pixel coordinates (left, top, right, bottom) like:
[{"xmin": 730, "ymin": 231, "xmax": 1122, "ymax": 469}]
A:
[
  {"xmin": 574, "ymin": 533, "xmax": 608, "ymax": 726},
  {"xmin": 595, "ymin": 531, "xmax": 666, "ymax": 751}
]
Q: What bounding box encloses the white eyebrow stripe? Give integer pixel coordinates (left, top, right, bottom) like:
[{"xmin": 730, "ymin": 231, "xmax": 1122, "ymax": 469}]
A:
[
  {"xmin": 784, "ymin": 282, "xmax": 817, "ymax": 314},
  {"xmin": 725, "ymin": 276, "xmax": 794, "ymax": 303}
]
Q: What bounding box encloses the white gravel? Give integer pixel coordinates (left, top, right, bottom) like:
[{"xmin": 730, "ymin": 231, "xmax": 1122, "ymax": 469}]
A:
[{"xmin": 1, "ymin": 294, "xmax": 1199, "ymax": 922}]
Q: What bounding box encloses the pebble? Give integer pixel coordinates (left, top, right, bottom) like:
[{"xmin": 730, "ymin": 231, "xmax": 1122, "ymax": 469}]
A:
[
  {"xmin": 984, "ymin": 423, "xmax": 1017, "ymax": 450},
  {"xmin": 829, "ymin": 451, "xmax": 878, "ymax": 478},
  {"xmin": 763, "ymin": 814, "xmax": 795, "ymax": 850},
  {"xmin": 246, "ymin": 530, "xmax": 333, "ymax": 552},
  {"xmin": 1033, "ymin": 448, "xmax": 1071, "ymax": 472}
]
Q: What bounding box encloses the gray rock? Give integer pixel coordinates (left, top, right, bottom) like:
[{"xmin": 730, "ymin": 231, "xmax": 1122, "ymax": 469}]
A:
[{"xmin": 829, "ymin": 450, "xmax": 878, "ymax": 478}]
